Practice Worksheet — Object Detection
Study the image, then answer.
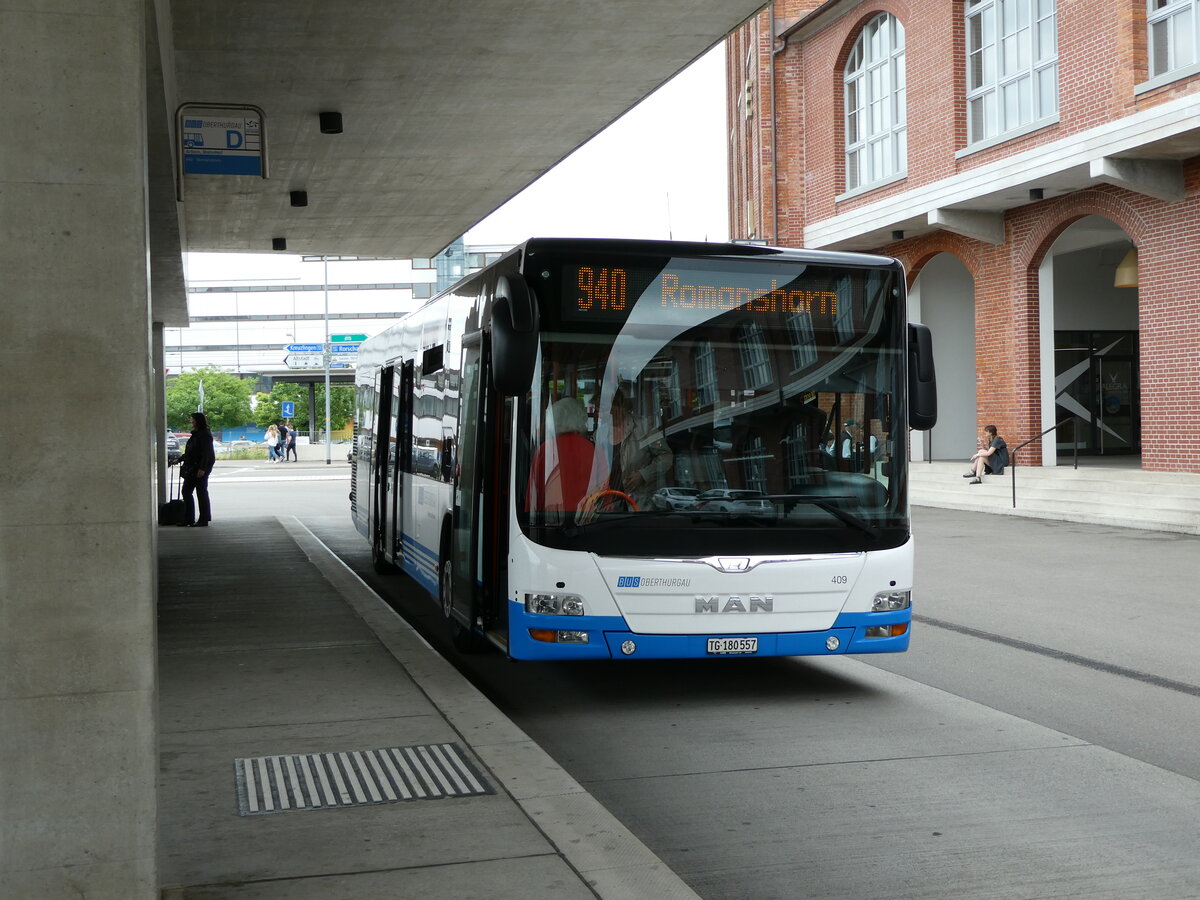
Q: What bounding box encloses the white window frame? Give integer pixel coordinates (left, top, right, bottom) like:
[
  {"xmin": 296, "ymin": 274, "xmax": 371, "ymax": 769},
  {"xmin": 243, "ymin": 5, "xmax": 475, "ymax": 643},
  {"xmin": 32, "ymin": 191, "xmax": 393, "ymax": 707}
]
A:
[
  {"xmin": 844, "ymin": 13, "xmax": 907, "ymax": 192},
  {"xmin": 835, "ymin": 277, "xmax": 855, "ymax": 344},
  {"xmin": 1149, "ymin": 0, "xmax": 1199, "ymax": 77},
  {"xmin": 786, "ymin": 423, "xmax": 809, "ymax": 486},
  {"xmin": 965, "ymin": 0, "xmax": 1058, "ymax": 145},
  {"xmin": 787, "ymin": 310, "xmax": 818, "ymax": 371},
  {"xmin": 693, "ymin": 341, "xmax": 718, "ymax": 408},
  {"xmin": 743, "ymin": 434, "xmax": 768, "ymax": 493},
  {"xmin": 737, "ymin": 322, "xmax": 773, "ymax": 391},
  {"xmin": 666, "ymin": 361, "xmax": 682, "ymax": 420}
]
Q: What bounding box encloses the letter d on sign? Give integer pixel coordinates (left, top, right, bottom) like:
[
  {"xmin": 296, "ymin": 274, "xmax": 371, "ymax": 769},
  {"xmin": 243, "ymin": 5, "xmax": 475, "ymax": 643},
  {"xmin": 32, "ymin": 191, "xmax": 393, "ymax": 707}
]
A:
[{"xmin": 226, "ymin": 130, "xmax": 244, "ymax": 149}]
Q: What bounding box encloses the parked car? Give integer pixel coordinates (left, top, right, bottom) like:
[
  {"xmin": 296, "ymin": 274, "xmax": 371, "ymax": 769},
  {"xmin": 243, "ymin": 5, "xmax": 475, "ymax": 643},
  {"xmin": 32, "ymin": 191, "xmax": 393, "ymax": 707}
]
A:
[
  {"xmin": 164, "ymin": 432, "xmax": 182, "ymax": 465},
  {"xmin": 696, "ymin": 488, "xmax": 773, "ymax": 515},
  {"xmin": 650, "ymin": 486, "xmax": 701, "ymax": 511}
]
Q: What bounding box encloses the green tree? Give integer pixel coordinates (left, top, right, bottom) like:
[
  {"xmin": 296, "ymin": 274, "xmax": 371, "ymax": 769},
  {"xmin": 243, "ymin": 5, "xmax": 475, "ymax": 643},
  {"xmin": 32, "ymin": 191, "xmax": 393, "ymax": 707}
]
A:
[
  {"xmin": 253, "ymin": 382, "xmax": 305, "ymax": 428},
  {"xmin": 166, "ymin": 367, "xmax": 253, "ymax": 431},
  {"xmin": 254, "ymin": 383, "xmax": 354, "ymax": 431}
]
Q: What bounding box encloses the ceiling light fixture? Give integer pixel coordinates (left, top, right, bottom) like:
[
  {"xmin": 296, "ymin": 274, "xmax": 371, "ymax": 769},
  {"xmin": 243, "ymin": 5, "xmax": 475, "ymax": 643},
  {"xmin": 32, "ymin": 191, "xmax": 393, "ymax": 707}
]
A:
[{"xmin": 319, "ymin": 111, "xmax": 343, "ymax": 134}]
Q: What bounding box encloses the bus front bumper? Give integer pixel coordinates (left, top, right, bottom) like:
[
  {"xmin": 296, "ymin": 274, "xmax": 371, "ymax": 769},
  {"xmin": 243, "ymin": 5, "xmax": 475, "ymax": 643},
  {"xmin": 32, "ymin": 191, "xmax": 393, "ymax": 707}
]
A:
[{"xmin": 506, "ymin": 605, "xmax": 911, "ymax": 660}]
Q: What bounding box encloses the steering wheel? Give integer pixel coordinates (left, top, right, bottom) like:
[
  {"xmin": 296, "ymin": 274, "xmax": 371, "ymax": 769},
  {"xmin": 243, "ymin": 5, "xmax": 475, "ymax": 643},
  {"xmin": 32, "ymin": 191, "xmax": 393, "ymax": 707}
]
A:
[{"xmin": 575, "ymin": 488, "xmax": 639, "ymax": 524}]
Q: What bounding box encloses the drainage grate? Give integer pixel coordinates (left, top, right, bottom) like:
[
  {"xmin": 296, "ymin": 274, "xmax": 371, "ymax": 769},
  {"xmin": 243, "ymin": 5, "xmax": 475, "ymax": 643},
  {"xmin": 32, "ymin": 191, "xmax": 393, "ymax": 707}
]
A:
[{"xmin": 234, "ymin": 743, "xmax": 492, "ymax": 816}]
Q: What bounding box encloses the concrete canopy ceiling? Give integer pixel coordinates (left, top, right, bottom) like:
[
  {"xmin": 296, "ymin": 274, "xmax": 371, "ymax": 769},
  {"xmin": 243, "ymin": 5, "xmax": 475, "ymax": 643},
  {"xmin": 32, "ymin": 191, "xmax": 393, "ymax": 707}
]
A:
[{"xmin": 165, "ymin": 0, "xmax": 760, "ymax": 264}]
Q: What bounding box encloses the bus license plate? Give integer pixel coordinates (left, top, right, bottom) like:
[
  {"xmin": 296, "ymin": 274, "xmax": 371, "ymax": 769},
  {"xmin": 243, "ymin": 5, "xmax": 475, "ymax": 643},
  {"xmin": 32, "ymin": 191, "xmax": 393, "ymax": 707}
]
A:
[{"xmin": 707, "ymin": 637, "xmax": 758, "ymax": 655}]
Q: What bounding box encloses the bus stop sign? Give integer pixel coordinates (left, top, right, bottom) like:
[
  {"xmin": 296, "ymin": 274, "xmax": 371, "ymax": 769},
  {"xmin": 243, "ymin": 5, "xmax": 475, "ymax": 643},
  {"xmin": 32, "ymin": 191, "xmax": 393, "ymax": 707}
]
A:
[{"xmin": 177, "ymin": 103, "xmax": 267, "ymax": 178}]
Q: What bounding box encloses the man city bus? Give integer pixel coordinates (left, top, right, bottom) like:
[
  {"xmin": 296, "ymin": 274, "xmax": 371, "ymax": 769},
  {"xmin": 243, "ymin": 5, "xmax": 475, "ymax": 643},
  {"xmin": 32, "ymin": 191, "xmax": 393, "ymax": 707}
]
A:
[{"xmin": 351, "ymin": 238, "xmax": 936, "ymax": 660}]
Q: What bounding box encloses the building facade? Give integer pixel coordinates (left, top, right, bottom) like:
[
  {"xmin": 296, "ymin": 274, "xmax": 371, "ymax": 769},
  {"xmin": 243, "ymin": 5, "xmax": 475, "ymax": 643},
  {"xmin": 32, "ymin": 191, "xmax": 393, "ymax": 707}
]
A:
[
  {"xmin": 728, "ymin": 0, "xmax": 1200, "ymax": 471},
  {"xmin": 172, "ymin": 241, "xmax": 509, "ymax": 375}
]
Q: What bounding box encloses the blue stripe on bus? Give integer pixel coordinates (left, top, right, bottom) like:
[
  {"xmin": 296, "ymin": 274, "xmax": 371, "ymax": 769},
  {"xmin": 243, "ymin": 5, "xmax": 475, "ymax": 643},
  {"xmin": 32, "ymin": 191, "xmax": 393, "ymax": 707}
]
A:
[
  {"xmin": 399, "ymin": 535, "xmax": 439, "ymax": 596},
  {"xmin": 506, "ymin": 603, "xmax": 911, "ymax": 660}
]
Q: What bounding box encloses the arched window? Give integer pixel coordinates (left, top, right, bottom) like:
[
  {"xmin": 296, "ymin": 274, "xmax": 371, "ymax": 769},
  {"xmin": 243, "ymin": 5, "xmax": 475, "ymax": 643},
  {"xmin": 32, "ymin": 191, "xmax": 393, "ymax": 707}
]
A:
[
  {"xmin": 1149, "ymin": 0, "xmax": 1200, "ymax": 78},
  {"xmin": 845, "ymin": 14, "xmax": 907, "ymax": 192},
  {"xmin": 965, "ymin": 0, "xmax": 1058, "ymax": 144}
]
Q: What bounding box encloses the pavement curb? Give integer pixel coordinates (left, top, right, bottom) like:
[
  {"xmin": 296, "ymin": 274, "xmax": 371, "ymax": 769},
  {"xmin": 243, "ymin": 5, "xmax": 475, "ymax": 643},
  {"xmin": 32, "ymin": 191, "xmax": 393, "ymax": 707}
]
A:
[{"xmin": 278, "ymin": 515, "xmax": 701, "ymax": 900}]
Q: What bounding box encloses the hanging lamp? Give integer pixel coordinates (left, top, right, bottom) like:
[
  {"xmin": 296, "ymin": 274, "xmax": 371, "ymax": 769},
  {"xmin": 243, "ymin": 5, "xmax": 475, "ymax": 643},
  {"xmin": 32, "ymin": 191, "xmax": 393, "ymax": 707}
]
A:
[{"xmin": 1114, "ymin": 247, "xmax": 1138, "ymax": 288}]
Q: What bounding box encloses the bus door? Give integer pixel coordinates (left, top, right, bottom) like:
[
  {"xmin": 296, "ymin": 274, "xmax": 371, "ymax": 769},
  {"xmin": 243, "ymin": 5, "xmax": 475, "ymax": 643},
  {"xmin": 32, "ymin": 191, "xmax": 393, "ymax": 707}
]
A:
[
  {"xmin": 386, "ymin": 361, "xmax": 415, "ymax": 565},
  {"xmin": 372, "ymin": 361, "xmax": 414, "ymax": 569},
  {"xmin": 372, "ymin": 364, "xmax": 395, "ymax": 567},
  {"xmin": 449, "ymin": 335, "xmax": 508, "ymax": 644}
]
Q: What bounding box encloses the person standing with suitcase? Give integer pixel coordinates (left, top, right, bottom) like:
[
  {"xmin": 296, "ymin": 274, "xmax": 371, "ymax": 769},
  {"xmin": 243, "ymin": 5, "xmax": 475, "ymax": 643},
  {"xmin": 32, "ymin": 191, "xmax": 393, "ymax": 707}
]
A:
[{"xmin": 179, "ymin": 412, "xmax": 216, "ymax": 527}]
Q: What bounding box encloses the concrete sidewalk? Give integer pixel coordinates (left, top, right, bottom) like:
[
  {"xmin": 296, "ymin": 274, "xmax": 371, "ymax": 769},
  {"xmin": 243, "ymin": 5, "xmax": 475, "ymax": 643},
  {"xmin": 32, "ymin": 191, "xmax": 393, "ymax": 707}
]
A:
[{"xmin": 157, "ymin": 517, "xmax": 697, "ymax": 899}]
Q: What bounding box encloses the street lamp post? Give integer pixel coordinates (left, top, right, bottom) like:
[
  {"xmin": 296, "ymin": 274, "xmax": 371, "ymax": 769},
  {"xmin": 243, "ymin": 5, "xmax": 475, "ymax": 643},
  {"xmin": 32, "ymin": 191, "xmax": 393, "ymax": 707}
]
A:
[{"xmin": 323, "ymin": 256, "xmax": 332, "ymax": 465}]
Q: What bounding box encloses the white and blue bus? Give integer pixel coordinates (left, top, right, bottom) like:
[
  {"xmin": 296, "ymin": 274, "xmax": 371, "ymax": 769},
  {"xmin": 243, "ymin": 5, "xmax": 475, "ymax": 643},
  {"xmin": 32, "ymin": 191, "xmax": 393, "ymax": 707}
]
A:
[{"xmin": 351, "ymin": 238, "xmax": 936, "ymax": 660}]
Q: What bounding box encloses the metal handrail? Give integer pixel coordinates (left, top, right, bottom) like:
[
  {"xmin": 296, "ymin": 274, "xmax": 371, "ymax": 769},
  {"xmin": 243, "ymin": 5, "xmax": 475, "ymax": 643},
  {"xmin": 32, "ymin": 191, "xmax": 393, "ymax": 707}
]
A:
[{"xmin": 1010, "ymin": 417, "xmax": 1078, "ymax": 508}]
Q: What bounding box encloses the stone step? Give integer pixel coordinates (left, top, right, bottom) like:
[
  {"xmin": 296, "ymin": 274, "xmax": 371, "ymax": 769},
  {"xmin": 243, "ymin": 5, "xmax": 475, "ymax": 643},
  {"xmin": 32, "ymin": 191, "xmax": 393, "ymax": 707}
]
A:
[{"xmin": 908, "ymin": 462, "xmax": 1200, "ymax": 535}]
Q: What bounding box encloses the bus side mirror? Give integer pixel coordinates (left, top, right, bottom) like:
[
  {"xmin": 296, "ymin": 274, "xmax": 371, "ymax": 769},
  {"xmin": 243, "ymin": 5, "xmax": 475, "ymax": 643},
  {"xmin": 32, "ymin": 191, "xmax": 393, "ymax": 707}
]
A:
[
  {"xmin": 907, "ymin": 322, "xmax": 938, "ymax": 431},
  {"xmin": 491, "ymin": 274, "xmax": 539, "ymax": 396}
]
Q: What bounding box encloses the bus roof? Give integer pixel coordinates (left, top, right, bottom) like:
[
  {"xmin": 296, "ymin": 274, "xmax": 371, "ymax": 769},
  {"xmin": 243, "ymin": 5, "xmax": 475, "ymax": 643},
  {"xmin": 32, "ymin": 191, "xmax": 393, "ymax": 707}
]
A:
[{"xmin": 514, "ymin": 237, "xmax": 901, "ymax": 271}]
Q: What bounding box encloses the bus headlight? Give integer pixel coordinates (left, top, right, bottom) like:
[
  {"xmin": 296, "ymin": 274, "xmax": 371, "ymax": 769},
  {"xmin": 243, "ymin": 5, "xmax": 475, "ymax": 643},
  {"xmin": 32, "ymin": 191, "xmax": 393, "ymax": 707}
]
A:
[
  {"xmin": 529, "ymin": 629, "xmax": 590, "ymax": 644},
  {"xmin": 525, "ymin": 592, "xmax": 585, "ymax": 616},
  {"xmin": 872, "ymin": 590, "xmax": 911, "ymax": 612}
]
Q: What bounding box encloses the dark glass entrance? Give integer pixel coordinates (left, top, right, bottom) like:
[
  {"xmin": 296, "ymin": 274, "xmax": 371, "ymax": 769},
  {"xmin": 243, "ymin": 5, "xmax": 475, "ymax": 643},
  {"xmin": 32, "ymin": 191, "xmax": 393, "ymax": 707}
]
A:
[{"xmin": 1054, "ymin": 331, "xmax": 1139, "ymax": 455}]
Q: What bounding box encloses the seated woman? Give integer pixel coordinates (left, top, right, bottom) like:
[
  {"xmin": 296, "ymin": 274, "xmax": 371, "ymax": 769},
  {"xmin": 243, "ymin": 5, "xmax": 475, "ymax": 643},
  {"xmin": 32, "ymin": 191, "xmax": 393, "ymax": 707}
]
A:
[
  {"xmin": 526, "ymin": 397, "xmax": 607, "ymax": 513},
  {"xmin": 965, "ymin": 424, "xmax": 1008, "ymax": 484}
]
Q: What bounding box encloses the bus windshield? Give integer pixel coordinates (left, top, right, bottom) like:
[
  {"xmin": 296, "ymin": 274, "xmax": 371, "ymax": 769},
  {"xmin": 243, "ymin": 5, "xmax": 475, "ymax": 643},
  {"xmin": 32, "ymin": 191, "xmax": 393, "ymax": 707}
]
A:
[{"xmin": 517, "ymin": 251, "xmax": 910, "ymax": 558}]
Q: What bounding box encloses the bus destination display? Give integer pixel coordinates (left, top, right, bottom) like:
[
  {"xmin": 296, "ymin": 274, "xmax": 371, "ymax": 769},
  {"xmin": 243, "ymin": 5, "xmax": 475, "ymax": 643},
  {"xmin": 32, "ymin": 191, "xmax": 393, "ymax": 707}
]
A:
[{"xmin": 563, "ymin": 263, "xmax": 839, "ymax": 324}]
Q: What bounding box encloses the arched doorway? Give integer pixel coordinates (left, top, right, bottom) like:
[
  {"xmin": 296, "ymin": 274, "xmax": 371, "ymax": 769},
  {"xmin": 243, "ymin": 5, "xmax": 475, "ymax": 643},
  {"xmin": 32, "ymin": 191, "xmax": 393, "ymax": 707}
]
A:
[
  {"xmin": 1038, "ymin": 216, "xmax": 1140, "ymax": 463},
  {"xmin": 910, "ymin": 252, "xmax": 975, "ymax": 460}
]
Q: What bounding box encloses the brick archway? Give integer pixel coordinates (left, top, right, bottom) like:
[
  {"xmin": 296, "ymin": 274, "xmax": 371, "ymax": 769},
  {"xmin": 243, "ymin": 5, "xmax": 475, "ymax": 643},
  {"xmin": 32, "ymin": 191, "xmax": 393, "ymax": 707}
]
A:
[
  {"xmin": 1014, "ymin": 188, "xmax": 1148, "ymax": 271},
  {"xmin": 904, "ymin": 246, "xmax": 979, "ymax": 460},
  {"xmin": 1014, "ymin": 190, "xmax": 1145, "ymax": 466}
]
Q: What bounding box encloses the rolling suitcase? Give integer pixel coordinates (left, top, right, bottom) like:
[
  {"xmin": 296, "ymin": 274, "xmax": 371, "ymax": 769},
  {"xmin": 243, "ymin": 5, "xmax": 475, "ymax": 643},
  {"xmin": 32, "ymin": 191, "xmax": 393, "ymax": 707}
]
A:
[{"xmin": 159, "ymin": 465, "xmax": 187, "ymax": 526}]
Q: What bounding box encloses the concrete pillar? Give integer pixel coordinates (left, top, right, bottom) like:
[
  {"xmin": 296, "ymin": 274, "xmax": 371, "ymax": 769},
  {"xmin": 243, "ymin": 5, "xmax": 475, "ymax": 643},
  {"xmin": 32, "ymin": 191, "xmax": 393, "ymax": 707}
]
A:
[
  {"xmin": 155, "ymin": 322, "xmax": 168, "ymax": 504},
  {"xmin": 0, "ymin": 2, "xmax": 158, "ymax": 896}
]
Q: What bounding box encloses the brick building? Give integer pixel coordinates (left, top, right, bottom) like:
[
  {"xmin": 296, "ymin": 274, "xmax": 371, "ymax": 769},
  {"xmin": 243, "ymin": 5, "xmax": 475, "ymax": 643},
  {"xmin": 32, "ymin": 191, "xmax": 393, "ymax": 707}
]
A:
[{"xmin": 727, "ymin": 0, "xmax": 1200, "ymax": 471}]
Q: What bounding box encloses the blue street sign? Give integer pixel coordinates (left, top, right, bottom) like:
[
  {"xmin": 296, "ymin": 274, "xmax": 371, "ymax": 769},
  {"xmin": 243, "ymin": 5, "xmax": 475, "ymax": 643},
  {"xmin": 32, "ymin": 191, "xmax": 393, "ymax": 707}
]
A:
[
  {"xmin": 287, "ymin": 343, "xmax": 324, "ymax": 352},
  {"xmin": 330, "ymin": 343, "xmax": 361, "ymax": 353},
  {"xmin": 178, "ymin": 106, "xmax": 266, "ymax": 177},
  {"xmin": 281, "ymin": 401, "xmax": 295, "ymax": 418}
]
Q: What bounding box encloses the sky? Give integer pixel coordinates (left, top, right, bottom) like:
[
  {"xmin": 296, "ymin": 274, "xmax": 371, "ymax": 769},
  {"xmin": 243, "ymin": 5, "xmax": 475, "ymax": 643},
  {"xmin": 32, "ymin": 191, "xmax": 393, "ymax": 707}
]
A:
[{"xmin": 464, "ymin": 43, "xmax": 729, "ymax": 247}]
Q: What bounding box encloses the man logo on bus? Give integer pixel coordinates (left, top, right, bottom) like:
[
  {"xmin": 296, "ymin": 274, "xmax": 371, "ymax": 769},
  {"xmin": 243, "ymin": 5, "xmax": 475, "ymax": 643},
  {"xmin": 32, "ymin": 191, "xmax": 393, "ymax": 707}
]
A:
[{"xmin": 695, "ymin": 595, "xmax": 774, "ymax": 613}]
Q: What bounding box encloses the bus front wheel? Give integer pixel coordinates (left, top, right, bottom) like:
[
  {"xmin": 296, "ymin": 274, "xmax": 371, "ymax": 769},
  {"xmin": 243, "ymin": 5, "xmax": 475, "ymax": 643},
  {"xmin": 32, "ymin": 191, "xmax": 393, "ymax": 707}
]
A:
[{"xmin": 439, "ymin": 552, "xmax": 483, "ymax": 653}]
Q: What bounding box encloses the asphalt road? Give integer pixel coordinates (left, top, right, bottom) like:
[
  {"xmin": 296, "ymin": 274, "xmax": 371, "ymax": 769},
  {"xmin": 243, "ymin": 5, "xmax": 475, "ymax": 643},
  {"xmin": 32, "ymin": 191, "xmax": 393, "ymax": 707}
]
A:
[{"xmin": 212, "ymin": 476, "xmax": 1200, "ymax": 899}]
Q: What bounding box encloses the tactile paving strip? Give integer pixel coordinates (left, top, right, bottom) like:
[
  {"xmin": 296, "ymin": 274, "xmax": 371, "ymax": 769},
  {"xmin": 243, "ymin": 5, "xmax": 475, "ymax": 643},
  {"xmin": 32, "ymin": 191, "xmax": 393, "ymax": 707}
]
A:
[{"xmin": 234, "ymin": 742, "xmax": 492, "ymax": 815}]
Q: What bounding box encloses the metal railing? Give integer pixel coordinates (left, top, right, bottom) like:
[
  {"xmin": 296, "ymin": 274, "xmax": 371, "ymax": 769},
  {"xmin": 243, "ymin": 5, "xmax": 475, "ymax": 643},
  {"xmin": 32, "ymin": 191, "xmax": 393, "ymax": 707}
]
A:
[{"xmin": 1009, "ymin": 417, "xmax": 1078, "ymax": 508}]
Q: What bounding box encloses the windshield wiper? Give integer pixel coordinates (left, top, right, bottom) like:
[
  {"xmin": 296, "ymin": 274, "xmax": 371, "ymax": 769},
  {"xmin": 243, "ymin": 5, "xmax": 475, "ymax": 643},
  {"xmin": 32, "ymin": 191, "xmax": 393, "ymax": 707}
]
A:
[{"xmin": 773, "ymin": 494, "xmax": 881, "ymax": 539}]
